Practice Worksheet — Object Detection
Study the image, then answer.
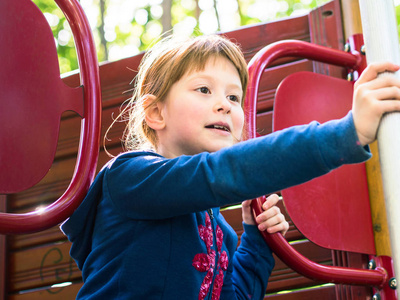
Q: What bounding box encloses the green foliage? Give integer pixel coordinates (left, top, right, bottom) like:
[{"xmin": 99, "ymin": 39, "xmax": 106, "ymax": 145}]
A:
[
  {"xmin": 237, "ymin": 0, "xmax": 330, "ymax": 25},
  {"xmin": 33, "ymin": 0, "xmax": 78, "ymax": 72},
  {"xmin": 31, "ymin": 0, "xmax": 400, "ymax": 74},
  {"xmin": 396, "ymin": 4, "xmax": 400, "ymax": 36}
]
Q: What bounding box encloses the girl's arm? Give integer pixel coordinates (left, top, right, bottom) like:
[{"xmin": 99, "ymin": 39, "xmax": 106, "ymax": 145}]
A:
[
  {"xmin": 218, "ymin": 195, "xmax": 287, "ymax": 299},
  {"xmin": 104, "ymin": 111, "xmax": 369, "ymax": 220},
  {"xmin": 220, "ymin": 223, "xmax": 275, "ymax": 300}
]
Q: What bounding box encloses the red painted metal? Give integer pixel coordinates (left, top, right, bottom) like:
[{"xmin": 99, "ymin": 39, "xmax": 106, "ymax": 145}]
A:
[
  {"xmin": 347, "ymin": 34, "xmax": 368, "ymax": 81},
  {"xmin": 372, "ymin": 256, "xmax": 398, "ymax": 300},
  {"xmin": 273, "ymin": 72, "xmax": 375, "ymax": 255},
  {"xmin": 251, "ymin": 197, "xmax": 387, "ymax": 287},
  {"xmin": 247, "ymin": 39, "xmax": 388, "ymax": 286},
  {"xmin": 0, "ymin": 0, "xmax": 84, "ymax": 194},
  {"xmin": 245, "ymin": 39, "xmax": 362, "ymax": 134},
  {"xmin": 0, "ymin": 0, "xmax": 101, "ymax": 234}
]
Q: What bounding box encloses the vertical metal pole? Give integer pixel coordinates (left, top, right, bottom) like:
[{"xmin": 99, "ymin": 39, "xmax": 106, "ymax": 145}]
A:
[
  {"xmin": 359, "ymin": 0, "xmax": 400, "ymax": 295},
  {"xmin": 341, "ymin": 0, "xmax": 393, "ymax": 258}
]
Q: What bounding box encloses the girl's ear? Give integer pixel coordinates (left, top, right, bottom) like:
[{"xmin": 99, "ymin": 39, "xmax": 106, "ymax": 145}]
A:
[{"xmin": 143, "ymin": 95, "xmax": 165, "ymax": 131}]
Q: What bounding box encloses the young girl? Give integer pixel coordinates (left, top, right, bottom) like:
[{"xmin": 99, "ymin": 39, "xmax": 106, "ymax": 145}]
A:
[{"xmin": 62, "ymin": 35, "xmax": 400, "ymax": 299}]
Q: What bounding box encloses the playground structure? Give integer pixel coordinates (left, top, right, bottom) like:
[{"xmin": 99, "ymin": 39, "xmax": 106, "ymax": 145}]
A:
[{"xmin": 0, "ymin": 0, "xmax": 398, "ymax": 299}]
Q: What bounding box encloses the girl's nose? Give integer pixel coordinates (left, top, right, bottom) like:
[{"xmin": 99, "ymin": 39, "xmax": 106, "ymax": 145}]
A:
[{"xmin": 215, "ymin": 97, "xmax": 231, "ymax": 114}]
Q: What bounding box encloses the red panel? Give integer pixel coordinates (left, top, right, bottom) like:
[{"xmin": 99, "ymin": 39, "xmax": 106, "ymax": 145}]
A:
[
  {"xmin": 247, "ymin": 39, "xmax": 387, "ymax": 287},
  {"xmin": 0, "ymin": 0, "xmax": 101, "ymax": 234},
  {"xmin": 0, "ymin": 0, "xmax": 84, "ymax": 194},
  {"xmin": 273, "ymin": 71, "xmax": 375, "ymax": 255}
]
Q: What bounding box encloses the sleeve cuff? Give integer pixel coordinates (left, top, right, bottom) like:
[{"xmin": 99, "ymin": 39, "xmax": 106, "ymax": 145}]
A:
[{"xmin": 241, "ymin": 222, "xmax": 273, "ymax": 258}]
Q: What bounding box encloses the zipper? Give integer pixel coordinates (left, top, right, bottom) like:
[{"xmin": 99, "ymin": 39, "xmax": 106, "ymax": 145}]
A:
[{"xmin": 207, "ymin": 208, "xmax": 214, "ymax": 220}]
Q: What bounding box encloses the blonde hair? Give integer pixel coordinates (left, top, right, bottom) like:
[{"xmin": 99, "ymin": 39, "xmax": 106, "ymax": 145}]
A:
[{"xmin": 123, "ymin": 34, "xmax": 249, "ymax": 151}]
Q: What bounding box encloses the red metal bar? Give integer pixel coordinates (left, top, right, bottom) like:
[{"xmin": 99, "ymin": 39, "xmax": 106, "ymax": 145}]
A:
[
  {"xmin": 245, "ymin": 39, "xmax": 362, "ymax": 136},
  {"xmin": 251, "ymin": 197, "xmax": 387, "ymax": 287},
  {"xmin": 247, "ymin": 38, "xmax": 388, "ymax": 287},
  {"xmin": 0, "ymin": 0, "xmax": 101, "ymax": 234},
  {"xmin": 372, "ymin": 256, "xmax": 398, "ymax": 299}
]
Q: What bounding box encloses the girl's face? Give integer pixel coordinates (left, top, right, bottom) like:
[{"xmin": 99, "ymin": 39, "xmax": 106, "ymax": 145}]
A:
[{"xmin": 154, "ymin": 56, "xmax": 245, "ymax": 158}]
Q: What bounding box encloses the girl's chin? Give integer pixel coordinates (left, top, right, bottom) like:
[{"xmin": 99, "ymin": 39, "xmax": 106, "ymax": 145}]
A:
[{"xmin": 205, "ymin": 142, "xmax": 237, "ymax": 153}]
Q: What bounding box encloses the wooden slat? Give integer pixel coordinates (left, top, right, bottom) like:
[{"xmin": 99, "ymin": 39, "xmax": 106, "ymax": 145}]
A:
[
  {"xmin": 7, "ymin": 149, "xmax": 113, "ymax": 212},
  {"xmin": 7, "ymin": 283, "xmax": 337, "ymax": 300},
  {"xmin": 8, "ymin": 242, "xmax": 80, "ymax": 293},
  {"xmin": 55, "ymin": 104, "xmax": 127, "ymax": 160},
  {"xmin": 265, "ymin": 285, "xmax": 336, "ymax": 300},
  {"xmin": 267, "ymin": 240, "xmax": 332, "ymax": 293},
  {"xmin": 257, "ymin": 111, "xmax": 273, "ymax": 136},
  {"xmin": 332, "ymin": 250, "xmax": 372, "ymax": 299},
  {"xmin": 8, "ymin": 227, "xmax": 66, "ymax": 252},
  {"xmin": 224, "ymin": 14, "xmax": 311, "ymax": 62},
  {"xmin": 7, "ymin": 282, "xmax": 82, "ymax": 300}
]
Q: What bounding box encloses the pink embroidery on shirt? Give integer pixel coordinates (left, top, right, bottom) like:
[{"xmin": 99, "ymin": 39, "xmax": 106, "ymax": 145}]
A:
[{"xmin": 192, "ymin": 213, "xmax": 229, "ymax": 300}]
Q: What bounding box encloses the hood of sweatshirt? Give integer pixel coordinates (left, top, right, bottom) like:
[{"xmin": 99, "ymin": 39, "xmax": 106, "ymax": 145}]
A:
[{"xmin": 60, "ymin": 159, "xmax": 114, "ymax": 270}]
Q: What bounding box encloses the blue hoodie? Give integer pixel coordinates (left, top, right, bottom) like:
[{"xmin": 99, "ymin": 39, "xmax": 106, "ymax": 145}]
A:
[{"xmin": 61, "ymin": 112, "xmax": 370, "ymax": 299}]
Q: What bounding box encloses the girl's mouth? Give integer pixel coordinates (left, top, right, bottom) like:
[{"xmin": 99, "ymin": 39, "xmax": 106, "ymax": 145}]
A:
[{"xmin": 205, "ymin": 124, "xmax": 231, "ymax": 132}]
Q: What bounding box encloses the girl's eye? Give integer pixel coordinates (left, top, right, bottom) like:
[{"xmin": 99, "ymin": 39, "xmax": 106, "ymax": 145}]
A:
[
  {"xmin": 228, "ymin": 95, "xmax": 240, "ymax": 102},
  {"xmin": 197, "ymin": 86, "xmax": 210, "ymax": 94}
]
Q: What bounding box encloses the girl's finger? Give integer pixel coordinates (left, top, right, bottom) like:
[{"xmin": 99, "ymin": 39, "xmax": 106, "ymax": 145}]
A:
[
  {"xmin": 356, "ymin": 76, "xmax": 400, "ymax": 93},
  {"xmin": 264, "ymin": 221, "xmax": 289, "ymax": 236},
  {"xmin": 256, "ymin": 207, "xmax": 282, "ymax": 228},
  {"xmin": 242, "ymin": 199, "xmax": 252, "ymax": 209},
  {"xmin": 257, "ymin": 212, "xmax": 284, "ymax": 230},
  {"xmin": 357, "ymin": 62, "xmax": 400, "ymax": 84},
  {"xmin": 242, "ymin": 200, "xmax": 256, "ymax": 225},
  {"xmin": 357, "ymin": 87, "xmax": 400, "ymax": 108},
  {"xmin": 378, "ymin": 99, "xmax": 400, "ymax": 114},
  {"xmin": 262, "ymin": 194, "xmax": 280, "ymax": 210}
]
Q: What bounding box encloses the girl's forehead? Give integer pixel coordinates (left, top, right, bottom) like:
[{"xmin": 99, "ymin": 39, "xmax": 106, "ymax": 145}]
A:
[
  {"xmin": 180, "ymin": 57, "xmax": 242, "ymax": 91},
  {"xmin": 184, "ymin": 56, "xmax": 238, "ymax": 77}
]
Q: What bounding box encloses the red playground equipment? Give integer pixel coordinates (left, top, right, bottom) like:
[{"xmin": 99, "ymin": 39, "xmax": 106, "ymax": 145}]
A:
[{"xmin": 0, "ymin": 0, "xmax": 398, "ymax": 299}]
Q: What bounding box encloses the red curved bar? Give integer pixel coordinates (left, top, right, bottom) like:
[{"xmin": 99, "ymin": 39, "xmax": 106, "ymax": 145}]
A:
[
  {"xmin": 0, "ymin": 0, "xmax": 101, "ymax": 234},
  {"xmin": 245, "ymin": 39, "xmax": 362, "ymax": 136},
  {"xmin": 246, "ymin": 39, "xmax": 387, "ymax": 287},
  {"xmin": 251, "ymin": 197, "xmax": 387, "ymax": 287}
]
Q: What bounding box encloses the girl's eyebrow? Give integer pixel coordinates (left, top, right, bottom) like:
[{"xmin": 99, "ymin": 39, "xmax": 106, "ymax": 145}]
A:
[
  {"xmin": 187, "ymin": 74, "xmax": 242, "ymax": 92},
  {"xmin": 186, "ymin": 73, "xmax": 213, "ymax": 81}
]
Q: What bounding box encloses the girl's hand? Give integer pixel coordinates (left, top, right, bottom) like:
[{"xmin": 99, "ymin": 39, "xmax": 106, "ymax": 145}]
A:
[
  {"xmin": 352, "ymin": 62, "xmax": 400, "ymax": 146},
  {"xmin": 242, "ymin": 194, "xmax": 289, "ymax": 236}
]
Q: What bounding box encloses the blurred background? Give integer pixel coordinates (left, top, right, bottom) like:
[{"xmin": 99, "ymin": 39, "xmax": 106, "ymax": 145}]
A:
[{"xmin": 33, "ymin": 0, "xmax": 400, "ymax": 74}]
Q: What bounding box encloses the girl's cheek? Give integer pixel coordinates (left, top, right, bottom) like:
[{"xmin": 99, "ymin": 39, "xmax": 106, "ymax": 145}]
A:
[{"xmin": 237, "ymin": 113, "xmax": 245, "ymax": 130}]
